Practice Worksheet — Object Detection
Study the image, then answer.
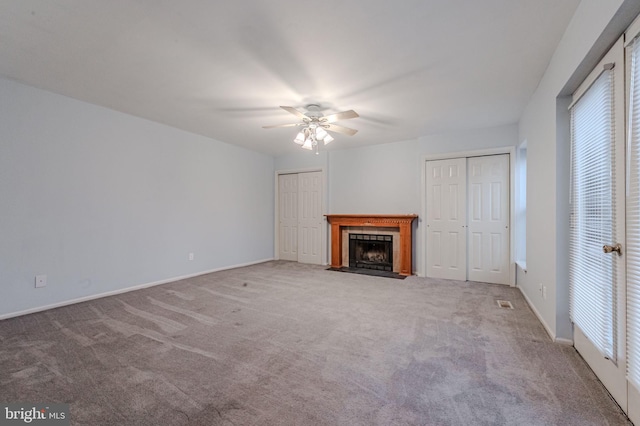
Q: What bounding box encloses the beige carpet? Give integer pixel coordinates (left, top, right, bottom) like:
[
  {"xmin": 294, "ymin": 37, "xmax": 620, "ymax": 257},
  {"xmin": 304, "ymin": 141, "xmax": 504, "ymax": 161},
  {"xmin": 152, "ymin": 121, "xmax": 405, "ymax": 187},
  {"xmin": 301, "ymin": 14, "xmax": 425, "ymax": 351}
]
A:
[{"xmin": 0, "ymin": 261, "xmax": 631, "ymax": 425}]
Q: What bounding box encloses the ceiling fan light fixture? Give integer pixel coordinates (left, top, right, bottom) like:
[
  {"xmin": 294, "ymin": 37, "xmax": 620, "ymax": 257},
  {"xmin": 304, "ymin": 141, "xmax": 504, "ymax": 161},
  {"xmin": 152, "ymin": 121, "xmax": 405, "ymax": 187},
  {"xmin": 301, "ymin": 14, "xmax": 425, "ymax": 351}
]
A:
[
  {"xmin": 293, "ymin": 131, "xmax": 305, "ymax": 145},
  {"xmin": 315, "ymin": 127, "xmax": 328, "ymax": 140},
  {"xmin": 323, "ymin": 133, "xmax": 334, "ymax": 144},
  {"xmin": 301, "ymin": 138, "xmax": 313, "ymax": 150}
]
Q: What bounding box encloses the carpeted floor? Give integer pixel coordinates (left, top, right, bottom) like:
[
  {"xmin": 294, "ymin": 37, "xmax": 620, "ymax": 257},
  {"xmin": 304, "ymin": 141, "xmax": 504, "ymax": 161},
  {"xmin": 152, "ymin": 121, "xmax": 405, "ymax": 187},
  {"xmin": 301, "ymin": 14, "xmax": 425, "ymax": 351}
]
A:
[{"xmin": 0, "ymin": 261, "xmax": 632, "ymax": 425}]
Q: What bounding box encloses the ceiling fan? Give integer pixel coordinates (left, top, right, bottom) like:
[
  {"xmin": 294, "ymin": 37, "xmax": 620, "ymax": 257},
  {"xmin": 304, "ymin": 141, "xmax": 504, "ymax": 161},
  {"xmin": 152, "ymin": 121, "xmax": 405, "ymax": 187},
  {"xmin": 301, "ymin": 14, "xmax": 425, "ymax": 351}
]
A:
[{"xmin": 263, "ymin": 104, "xmax": 359, "ymax": 152}]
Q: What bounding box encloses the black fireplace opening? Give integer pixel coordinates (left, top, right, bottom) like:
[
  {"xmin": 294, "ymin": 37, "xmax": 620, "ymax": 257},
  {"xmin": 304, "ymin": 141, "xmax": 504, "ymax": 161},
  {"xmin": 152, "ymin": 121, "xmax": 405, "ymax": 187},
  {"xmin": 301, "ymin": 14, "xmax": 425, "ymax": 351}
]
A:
[{"xmin": 349, "ymin": 234, "xmax": 393, "ymax": 272}]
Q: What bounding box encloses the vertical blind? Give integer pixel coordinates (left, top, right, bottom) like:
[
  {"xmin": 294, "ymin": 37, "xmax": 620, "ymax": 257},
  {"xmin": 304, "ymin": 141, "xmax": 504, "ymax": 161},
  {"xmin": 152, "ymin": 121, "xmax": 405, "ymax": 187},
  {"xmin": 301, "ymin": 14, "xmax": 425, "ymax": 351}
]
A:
[
  {"xmin": 569, "ymin": 68, "xmax": 617, "ymax": 361},
  {"xmin": 628, "ymin": 36, "xmax": 640, "ymax": 390}
]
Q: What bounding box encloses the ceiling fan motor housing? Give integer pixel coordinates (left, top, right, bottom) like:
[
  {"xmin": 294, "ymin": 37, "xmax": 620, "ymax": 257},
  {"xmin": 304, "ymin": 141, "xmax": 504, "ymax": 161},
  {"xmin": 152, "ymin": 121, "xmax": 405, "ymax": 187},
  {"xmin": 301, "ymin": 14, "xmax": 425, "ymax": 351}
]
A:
[{"xmin": 304, "ymin": 104, "xmax": 324, "ymax": 119}]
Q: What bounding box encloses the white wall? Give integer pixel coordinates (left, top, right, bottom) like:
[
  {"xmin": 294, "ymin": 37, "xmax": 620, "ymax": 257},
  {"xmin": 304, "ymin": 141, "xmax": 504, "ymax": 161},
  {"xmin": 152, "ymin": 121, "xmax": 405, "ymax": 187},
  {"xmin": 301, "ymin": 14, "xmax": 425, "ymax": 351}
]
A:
[
  {"xmin": 0, "ymin": 77, "xmax": 274, "ymax": 318},
  {"xmin": 417, "ymin": 125, "xmax": 518, "ymax": 156},
  {"xmin": 275, "ymin": 151, "xmax": 327, "ymax": 173},
  {"xmin": 328, "ymin": 140, "xmax": 420, "ymax": 215},
  {"xmin": 518, "ymin": 0, "xmax": 636, "ymax": 341}
]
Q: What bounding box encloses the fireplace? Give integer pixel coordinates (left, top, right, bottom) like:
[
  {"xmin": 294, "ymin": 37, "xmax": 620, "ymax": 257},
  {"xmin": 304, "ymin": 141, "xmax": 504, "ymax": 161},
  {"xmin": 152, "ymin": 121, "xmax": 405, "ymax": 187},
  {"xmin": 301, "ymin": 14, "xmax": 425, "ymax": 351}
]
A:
[
  {"xmin": 325, "ymin": 215, "xmax": 418, "ymax": 276},
  {"xmin": 349, "ymin": 234, "xmax": 393, "ymax": 271}
]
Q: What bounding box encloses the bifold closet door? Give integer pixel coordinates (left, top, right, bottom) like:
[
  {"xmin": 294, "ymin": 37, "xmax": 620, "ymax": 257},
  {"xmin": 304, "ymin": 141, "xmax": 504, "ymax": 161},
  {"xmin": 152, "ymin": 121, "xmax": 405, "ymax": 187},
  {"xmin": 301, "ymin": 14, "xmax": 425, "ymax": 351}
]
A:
[
  {"xmin": 278, "ymin": 174, "xmax": 298, "ymax": 261},
  {"xmin": 426, "ymin": 155, "xmax": 510, "ymax": 285},
  {"xmin": 297, "ymin": 172, "xmax": 322, "ymax": 264},
  {"xmin": 467, "ymin": 154, "xmax": 510, "ymax": 285},
  {"xmin": 278, "ymin": 172, "xmax": 323, "ymax": 265},
  {"xmin": 426, "ymin": 158, "xmax": 467, "ymax": 280}
]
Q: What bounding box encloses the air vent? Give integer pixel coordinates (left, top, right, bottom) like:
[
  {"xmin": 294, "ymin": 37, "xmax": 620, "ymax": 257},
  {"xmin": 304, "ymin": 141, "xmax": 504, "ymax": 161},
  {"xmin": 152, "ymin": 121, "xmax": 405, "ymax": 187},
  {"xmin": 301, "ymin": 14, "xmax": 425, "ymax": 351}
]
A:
[{"xmin": 496, "ymin": 300, "xmax": 514, "ymax": 309}]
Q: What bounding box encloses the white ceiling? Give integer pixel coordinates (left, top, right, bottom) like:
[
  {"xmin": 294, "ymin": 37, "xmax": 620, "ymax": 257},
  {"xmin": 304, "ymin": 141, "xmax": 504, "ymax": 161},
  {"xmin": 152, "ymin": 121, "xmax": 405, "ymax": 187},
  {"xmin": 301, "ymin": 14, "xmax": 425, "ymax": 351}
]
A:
[{"xmin": 0, "ymin": 1, "xmax": 580, "ymax": 156}]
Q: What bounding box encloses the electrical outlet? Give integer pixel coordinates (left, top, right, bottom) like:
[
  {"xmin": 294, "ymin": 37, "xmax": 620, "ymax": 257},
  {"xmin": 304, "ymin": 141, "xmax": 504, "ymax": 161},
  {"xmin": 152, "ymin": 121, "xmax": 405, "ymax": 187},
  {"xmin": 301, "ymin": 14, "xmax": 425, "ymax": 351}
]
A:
[
  {"xmin": 188, "ymin": 253, "xmax": 194, "ymax": 261},
  {"xmin": 35, "ymin": 274, "xmax": 47, "ymax": 288}
]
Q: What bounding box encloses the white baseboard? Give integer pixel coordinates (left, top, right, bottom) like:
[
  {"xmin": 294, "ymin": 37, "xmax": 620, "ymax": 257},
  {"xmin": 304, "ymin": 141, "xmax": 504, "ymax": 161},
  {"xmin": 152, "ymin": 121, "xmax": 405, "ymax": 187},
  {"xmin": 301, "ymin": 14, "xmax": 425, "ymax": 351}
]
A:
[
  {"xmin": 517, "ymin": 288, "xmax": 574, "ymax": 345},
  {"xmin": 0, "ymin": 258, "xmax": 274, "ymax": 320},
  {"xmin": 518, "ymin": 286, "xmax": 557, "ymax": 342},
  {"xmin": 554, "ymin": 337, "xmax": 574, "ymax": 345}
]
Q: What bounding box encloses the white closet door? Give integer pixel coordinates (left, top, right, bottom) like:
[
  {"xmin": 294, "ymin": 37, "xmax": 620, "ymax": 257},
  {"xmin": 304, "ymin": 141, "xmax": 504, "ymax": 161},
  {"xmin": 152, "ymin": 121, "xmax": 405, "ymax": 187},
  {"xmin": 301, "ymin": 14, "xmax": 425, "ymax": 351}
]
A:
[
  {"xmin": 467, "ymin": 155, "xmax": 510, "ymax": 285},
  {"xmin": 297, "ymin": 172, "xmax": 323, "ymax": 264},
  {"xmin": 278, "ymin": 174, "xmax": 298, "ymax": 261},
  {"xmin": 426, "ymin": 158, "xmax": 467, "ymax": 280}
]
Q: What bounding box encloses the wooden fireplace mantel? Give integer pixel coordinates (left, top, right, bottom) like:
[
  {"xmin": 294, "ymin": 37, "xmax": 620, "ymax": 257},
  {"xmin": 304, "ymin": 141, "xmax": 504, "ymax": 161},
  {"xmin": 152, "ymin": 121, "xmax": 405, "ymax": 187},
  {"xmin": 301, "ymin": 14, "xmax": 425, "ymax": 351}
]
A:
[{"xmin": 325, "ymin": 214, "xmax": 418, "ymax": 276}]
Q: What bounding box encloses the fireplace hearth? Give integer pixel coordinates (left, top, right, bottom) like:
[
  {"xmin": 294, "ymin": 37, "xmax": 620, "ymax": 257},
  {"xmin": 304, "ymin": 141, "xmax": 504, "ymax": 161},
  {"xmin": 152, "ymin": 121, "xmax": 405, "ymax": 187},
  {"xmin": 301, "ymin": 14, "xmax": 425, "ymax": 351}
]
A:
[{"xmin": 349, "ymin": 234, "xmax": 393, "ymax": 271}]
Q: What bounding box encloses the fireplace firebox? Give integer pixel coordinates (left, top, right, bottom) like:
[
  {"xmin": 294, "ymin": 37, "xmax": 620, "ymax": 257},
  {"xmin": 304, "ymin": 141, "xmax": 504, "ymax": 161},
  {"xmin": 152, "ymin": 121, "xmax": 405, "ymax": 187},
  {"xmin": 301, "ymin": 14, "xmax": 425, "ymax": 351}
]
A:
[{"xmin": 349, "ymin": 234, "xmax": 393, "ymax": 271}]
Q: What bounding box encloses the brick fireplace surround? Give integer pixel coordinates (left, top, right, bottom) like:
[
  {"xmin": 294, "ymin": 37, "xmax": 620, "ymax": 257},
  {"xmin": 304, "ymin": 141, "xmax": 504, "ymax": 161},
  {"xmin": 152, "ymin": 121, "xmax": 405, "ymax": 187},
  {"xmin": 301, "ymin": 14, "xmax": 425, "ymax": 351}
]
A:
[{"xmin": 325, "ymin": 214, "xmax": 418, "ymax": 276}]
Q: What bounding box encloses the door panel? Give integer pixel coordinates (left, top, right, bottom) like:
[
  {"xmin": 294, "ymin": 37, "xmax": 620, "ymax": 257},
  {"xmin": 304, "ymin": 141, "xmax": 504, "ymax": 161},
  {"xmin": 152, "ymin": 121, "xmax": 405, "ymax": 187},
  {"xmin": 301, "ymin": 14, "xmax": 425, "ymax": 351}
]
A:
[
  {"xmin": 470, "ymin": 184, "xmax": 481, "ymax": 221},
  {"xmin": 278, "ymin": 174, "xmax": 298, "ymax": 261},
  {"xmin": 426, "ymin": 158, "xmax": 467, "ymax": 280},
  {"xmin": 449, "ymin": 185, "xmax": 459, "ymax": 219},
  {"xmin": 448, "ymin": 231, "xmax": 459, "ymax": 269},
  {"xmin": 470, "ymin": 232, "xmax": 482, "ymax": 270},
  {"xmin": 297, "ymin": 172, "xmax": 322, "ymax": 265},
  {"xmin": 490, "ymin": 233, "xmax": 501, "ymax": 271},
  {"xmin": 467, "ymin": 155, "xmax": 510, "ymax": 285},
  {"xmin": 431, "ymin": 232, "xmax": 442, "ymax": 267},
  {"xmin": 432, "ymin": 186, "xmax": 442, "ymax": 220}
]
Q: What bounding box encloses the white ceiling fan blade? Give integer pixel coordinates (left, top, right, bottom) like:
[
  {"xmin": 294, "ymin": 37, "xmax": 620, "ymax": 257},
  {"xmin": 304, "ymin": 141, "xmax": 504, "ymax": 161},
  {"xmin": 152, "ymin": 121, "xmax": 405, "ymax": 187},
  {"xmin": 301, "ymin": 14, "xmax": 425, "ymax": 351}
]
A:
[
  {"xmin": 280, "ymin": 106, "xmax": 308, "ymax": 120},
  {"xmin": 323, "ymin": 110, "xmax": 359, "ymax": 123},
  {"xmin": 325, "ymin": 123, "xmax": 358, "ymax": 136},
  {"xmin": 262, "ymin": 123, "xmax": 304, "ymax": 129}
]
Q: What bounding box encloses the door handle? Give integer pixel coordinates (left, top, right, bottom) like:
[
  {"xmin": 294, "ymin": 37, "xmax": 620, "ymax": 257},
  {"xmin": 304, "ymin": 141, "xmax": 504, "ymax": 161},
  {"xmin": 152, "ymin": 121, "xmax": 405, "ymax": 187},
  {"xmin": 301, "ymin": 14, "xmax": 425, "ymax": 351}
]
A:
[{"xmin": 603, "ymin": 243, "xmax": 622, "ymax": 256}]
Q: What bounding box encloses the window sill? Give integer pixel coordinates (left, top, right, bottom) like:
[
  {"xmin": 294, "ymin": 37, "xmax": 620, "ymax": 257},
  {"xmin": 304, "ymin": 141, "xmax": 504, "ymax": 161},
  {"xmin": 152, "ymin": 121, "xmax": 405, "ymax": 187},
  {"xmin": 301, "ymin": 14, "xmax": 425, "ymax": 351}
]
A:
[{"xmin": 516, "ymin": 260, "xmax": 527, "ymax": 273}]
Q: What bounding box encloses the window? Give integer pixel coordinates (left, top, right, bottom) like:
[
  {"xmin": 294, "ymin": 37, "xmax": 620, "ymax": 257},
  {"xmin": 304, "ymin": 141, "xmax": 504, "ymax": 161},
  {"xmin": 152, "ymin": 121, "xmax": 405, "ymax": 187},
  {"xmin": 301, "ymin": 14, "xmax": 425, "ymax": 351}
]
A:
[{"xmin": 515, "ymin": 141, "xmax": 527, "ymax": 268}]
